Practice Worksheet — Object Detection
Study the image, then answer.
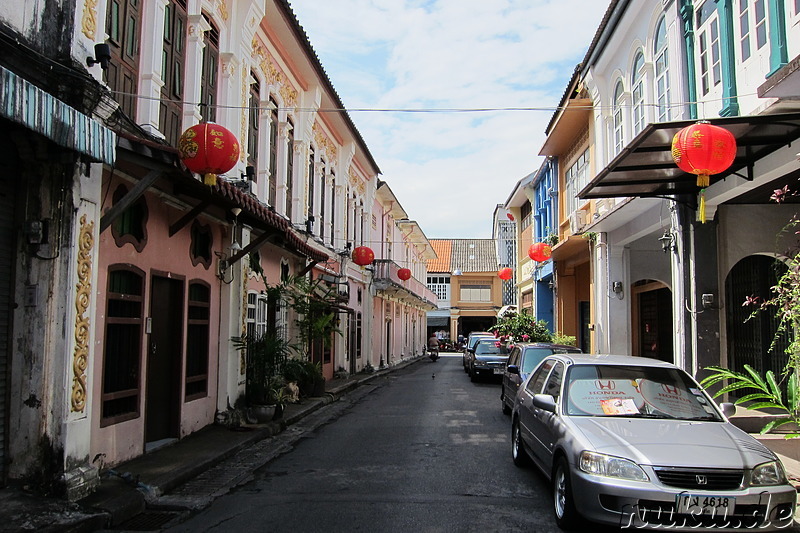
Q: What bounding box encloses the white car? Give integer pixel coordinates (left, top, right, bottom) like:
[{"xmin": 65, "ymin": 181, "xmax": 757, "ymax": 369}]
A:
[{"xmin": 511, "ymin": 353, "xmax": 797, "ymax": 531}]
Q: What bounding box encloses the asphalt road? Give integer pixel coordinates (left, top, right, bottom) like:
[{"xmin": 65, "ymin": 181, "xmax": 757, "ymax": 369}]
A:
[{"xmin": 165, "ymin": 354, "xmax": 565, "ymax": 533}]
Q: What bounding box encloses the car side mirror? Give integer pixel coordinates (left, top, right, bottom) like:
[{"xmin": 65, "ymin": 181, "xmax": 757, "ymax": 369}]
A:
[
  {"xmin": 719, "ymin": 402, "xmax": 736, "ymax": 418},
  {"xmin": 507, "ymin": 365, "xmax": 519, "ymax": 375},
  {"xmin": 533, "ymin": 394, "xmax": 557, "ymax": 413}
]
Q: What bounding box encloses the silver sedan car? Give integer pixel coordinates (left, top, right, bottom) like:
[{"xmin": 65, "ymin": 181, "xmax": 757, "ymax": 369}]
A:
[{"xmin": 511, "ymin": 354, "xmax": 796, "ymax": 531}]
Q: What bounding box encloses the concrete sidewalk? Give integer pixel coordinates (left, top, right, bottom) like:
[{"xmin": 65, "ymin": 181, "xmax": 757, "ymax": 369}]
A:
[{"xmin": 0, "ymin": 357, "xmax": 422, "ymax": 533}]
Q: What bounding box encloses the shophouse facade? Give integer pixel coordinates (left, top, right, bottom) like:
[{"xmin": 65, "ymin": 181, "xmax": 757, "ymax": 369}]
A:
[
  {"xmin": 426, "ymin": 239, "xmax": 503, "ymax": 340},
  {"xmin": 371, "ymin": 181, "xmax": 438, "ymax": 367},
  {"xmin": 564, "ymin": 0, "xmax": 800, "ymax": 384},
  {"xmin": 0, "ymin": 0, "xmax": 435, "ymax": 499},
  {"xmin": 504, "ymin": 160, "xmax": 558, "ymax": 332}
]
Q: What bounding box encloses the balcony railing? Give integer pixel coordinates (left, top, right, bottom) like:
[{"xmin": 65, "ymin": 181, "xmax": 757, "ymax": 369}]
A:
[{"xmin": 372, "ymin": 259, "xmax": 438, "ymax": 309}]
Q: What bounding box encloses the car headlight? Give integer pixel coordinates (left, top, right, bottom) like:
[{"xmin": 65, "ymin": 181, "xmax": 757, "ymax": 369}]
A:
[
  {"xmin": 579, "ymin": 451, "xmax": 649, "ymax": 482},
  {"xmin": 751, "ymin": 460, "xmax": 787, "ymax": 486},
  {"xmin": 474, "ymin": 359, "xmax": 487, "ymax": 367}
]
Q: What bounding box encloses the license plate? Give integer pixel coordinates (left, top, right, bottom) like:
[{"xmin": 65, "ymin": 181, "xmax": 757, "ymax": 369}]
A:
[
  {"xmin": 493, "ymin": 368, "xmax": 505, "ymax": 375},
  {"xmin": 675, "ymin": 494, "xmax": 735, "ymax": 516}
]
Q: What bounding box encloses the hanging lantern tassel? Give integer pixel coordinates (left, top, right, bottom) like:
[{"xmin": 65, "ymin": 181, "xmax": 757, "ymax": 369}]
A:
[
  {"xmin": 697, "ymin": 173, "xmax": 709, "ymax": 188},
  {"xmin": 698, "ymin": 189, "xmax": 707, "ymax": 224},
  {"xmin": 204, "ymin": 173, "xmax": 218, "ymax": 186}
]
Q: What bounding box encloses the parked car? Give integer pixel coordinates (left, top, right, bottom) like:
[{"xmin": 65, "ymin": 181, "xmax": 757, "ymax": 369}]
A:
[
  {"xmin": 462, "ymin": 332, "xmax": 493, "ymax": 372},
  {"xmin": 500, "ymin": 343, "xmax": 581, "ymax": 414},
  {"xmin": 467, "ymin": 339, "xmax": 510, "ymax": 381},
  {"xmin": 510, "ymin": 353, "xmax": 796, "ymax": 530}
]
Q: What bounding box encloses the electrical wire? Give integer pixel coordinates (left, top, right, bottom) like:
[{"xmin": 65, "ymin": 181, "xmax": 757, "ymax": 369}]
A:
[{"xmin": 105, "ymin": 88, "xmax": 757, "ymax": 115}]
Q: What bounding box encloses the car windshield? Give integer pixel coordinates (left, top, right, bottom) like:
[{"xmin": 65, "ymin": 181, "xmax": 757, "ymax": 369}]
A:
[
  {"xmin": 564, "ymin": 364, "xmax": 721, "ymax": 421},
  {"xmin": 475, "ymin": 342, "xmax": 509, "ymax": 355}
]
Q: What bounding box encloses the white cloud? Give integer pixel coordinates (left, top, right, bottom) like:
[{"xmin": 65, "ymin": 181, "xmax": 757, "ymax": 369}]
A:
[{"xmin": 289, "ymin": 0, "xmax": 610, "ymax": 238}]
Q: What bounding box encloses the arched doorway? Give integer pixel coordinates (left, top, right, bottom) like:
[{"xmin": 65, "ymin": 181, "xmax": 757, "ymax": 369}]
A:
[{"xmin": 725, "ymin": 255, "xmax": 789, "ymax": 387}]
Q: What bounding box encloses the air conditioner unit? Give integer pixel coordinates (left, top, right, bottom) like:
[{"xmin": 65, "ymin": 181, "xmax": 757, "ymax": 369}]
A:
[{"xmin": 569, "ymin": 211, "xmax": 586, "ymax": 234}]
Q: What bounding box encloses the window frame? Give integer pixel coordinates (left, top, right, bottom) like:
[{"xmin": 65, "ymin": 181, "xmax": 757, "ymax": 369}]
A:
[
  {"xmin": 101, "ymin": 265, "xmax": 145, "ymax": 426},
  {"xmin": 185, "ymin": 280, "xmax": 211, "ymax": 401}
]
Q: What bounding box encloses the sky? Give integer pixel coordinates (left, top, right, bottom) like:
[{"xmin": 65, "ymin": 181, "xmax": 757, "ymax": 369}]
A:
[{"xmin": 288, "ymin": 0, "xmax": 610, "ymax": 239}]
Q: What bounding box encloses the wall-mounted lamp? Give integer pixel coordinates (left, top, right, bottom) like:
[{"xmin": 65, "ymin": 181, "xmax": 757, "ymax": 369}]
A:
[
  {"xmin": 701, "ymin": 293, "xmax": 715, "ymax": 309},
  {"xmin": 242, "ymin": 166, "xmax": 255, "ymax": 181},
  {"xmin": 86, "ymin": 43, "xmax": 111, "ymax": 70},
  {"xmin": 548, "ymin": 279, "xmax": 555, "ymax": 290},
  {"xmin": 452, "ymin": 269, "xmax": 462, "ymax": 276},
  {"xmin": 612, "ymin": 281, "xmax": 624, "ymax": 300},
  {"xmin": 230, "ymin": 207, "xmax": 242, "ymax": 253},
  {"xmin": 658, "ymin": 230, "xmax": 676, "ymax": 254}
]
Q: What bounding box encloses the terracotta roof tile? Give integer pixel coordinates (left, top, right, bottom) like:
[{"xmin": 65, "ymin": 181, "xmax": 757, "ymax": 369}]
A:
[{"xmin": 427, "ymin": 240, "xmax": 451, "ymax": 273}]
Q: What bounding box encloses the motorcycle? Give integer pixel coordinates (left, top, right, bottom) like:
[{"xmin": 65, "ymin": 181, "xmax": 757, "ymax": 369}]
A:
[{"xmin": 428, "ymin": 347, "xmax": 439, "ymax": 361}]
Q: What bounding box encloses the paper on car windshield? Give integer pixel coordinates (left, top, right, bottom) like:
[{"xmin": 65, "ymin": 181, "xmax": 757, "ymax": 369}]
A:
[
  {"xmin": 569, "ymin": 379, "xmax": 644, "ymax": 415},
  {"xmin": 600, "ymin": 398, "xmax": 640, "ymax": 415}
]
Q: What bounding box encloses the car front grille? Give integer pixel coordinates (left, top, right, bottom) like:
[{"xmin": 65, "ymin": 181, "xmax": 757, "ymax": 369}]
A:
[{"xmin": 653, "ymin": 467, "xmax": 743, "ymax": 490}]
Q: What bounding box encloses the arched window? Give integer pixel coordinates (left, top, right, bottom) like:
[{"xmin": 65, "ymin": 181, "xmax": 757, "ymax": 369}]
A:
[
  {"xmin": 185, "ymin": 281, "xmax": 210, "ymax": 400},
  {"xmin": 612, "ymin": 80, "xmax": 625, "ymax": 155},
  {"xmin": 631, "ymin": 51, "xmax": 646, "ymax": 135},
  {"xmin": 268, "ymin": 97, "xmax": 278, "ymax": 206},
  {"xmin": 199, "ymin": 15, "xmax": 219, "ymax": 122},
  {"xmin": 285, "ymin": 118, "xmax": 294, "ymax": 219},
  {"xmin": 160, "ymin": 0, "xmax": 188, "ymax": 146},
  {"xmin": 654, "ymin": 18, "xmax": 671, "ymax": 122},
  {"xmin": 106, "ymin": 0, "xmax": 142, "ymax": 119},
  {"xmin": 307, "ymin": 146, "xmax": 315, "ymax": 233},
  {"xmin": 247, "ymin": 72, "xmax": 260, "ymax": 171},
  {"xmin": 102, "ymin": 266, "xmax": 145, "ymax": 425}
]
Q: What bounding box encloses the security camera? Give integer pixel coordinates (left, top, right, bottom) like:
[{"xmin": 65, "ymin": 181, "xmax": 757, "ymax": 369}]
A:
[{"xmin": 87, "ymin": 43, "xmax": 111, "ymax": 70}]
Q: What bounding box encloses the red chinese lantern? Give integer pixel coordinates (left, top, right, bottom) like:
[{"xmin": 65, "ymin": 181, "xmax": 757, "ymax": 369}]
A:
[
  {"xmin": 178, "ymin": 123, "xmax": 241, "ymax": 186},
  {"xmin": 498, "ymin": 267, "xmax": 513, "ymax": 281},
  {"xmin": 352, "ymin": 246, "xmax": 375, "ymax": 266},
  {"xmin": 506, "ymin": 212, "xmax": 515, "ymax": 222},
  {"xmin": 528, "ymin": 242, "xmax": 552, "ymax": 262},
  {"xmin": 397, "ymin": 268, "xmax": 412, "ymax": 281},
  {"xmin": 671, "ymin": 121, "xmax": 736, "ymax": 188}
]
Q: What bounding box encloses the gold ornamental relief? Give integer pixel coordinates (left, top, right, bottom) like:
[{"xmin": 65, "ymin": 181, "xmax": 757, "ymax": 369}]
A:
[
  {"xmin": 313, "ymin": 124, "xmax": 338, "ymax": 161},
  {"xmin": 71, "ymin": 215, "xmax": 94, "ymax": 413},
  {"xmin": 81, "ymin": 0, "xmax": 98, "ymax": 39}
]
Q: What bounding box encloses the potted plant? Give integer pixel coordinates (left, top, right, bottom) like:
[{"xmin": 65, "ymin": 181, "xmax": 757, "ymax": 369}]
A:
[{"xmin": 232, "ymin": 331, "xmax": 293, "ymax": 422}]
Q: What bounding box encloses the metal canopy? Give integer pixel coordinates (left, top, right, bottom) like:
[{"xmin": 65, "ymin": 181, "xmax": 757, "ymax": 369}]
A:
[{"xmin": 579, "ymin": 112, "xmax": 800, "ymax": 200}]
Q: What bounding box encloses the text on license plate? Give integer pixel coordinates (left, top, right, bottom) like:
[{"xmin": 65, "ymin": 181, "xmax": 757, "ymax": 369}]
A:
[
  {"xmin": 493, "ymin": 368, "xmax": 505, "ymax": 374},
  {"xmin": 676, "ymin": 494, "xmax": 735, "ymax": 515}
]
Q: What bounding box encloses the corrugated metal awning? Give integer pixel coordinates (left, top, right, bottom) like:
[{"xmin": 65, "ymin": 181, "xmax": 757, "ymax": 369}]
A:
[{"xmin": 1, "ymin": 65, "xmax": 116, "ymax": 165}]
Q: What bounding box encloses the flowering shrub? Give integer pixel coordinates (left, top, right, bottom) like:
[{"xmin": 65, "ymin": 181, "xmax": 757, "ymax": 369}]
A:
[{"xmin": 489, "ymin": 310, "xmax": 575, "ymax": 346}]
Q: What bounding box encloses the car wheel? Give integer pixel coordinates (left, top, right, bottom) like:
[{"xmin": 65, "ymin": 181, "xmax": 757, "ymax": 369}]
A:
[
  {"xmin": 511, "ymin": 420, "xmax": 530, "ymax": 467},
  {"xmin": 553, "ymin": 456, "xmax": 581, "ymax": 530}
]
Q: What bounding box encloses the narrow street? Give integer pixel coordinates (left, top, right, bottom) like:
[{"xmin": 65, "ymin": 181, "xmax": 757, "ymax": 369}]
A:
[{"xmin": 164, "ymin": 354, "xmax": 562, "ymax": 533}]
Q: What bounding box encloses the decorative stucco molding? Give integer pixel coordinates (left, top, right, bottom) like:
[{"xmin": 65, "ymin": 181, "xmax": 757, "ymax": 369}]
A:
[
  {"xmin": 71, "ymin": 215, "xmax": 93, "ymax": 412},
  {"xmin": 81, "ymin": 0, "xmax": 98, "ymax": 39}
]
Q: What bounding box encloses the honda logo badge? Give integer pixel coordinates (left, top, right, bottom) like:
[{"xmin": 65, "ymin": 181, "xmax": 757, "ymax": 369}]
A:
[{"xmin": 696, "ymin": 475, "xmax": 708, "ymax": 485}]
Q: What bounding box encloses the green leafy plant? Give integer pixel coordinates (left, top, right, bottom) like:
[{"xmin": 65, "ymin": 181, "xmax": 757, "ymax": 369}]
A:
[
  {"xmin": 232, "ymin": 332, "xmax": 294, "ymax": 405},
  {"xmin": 701, "ymin": 188, "xmax": 800, "ymax": 437},
  {"xmin": 700, "ymin": 365, "xmax": 800, "ymax": 438},
  {"xmin": 551, "ymin": 332, "xmax": 577, "ymax": 347}
]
